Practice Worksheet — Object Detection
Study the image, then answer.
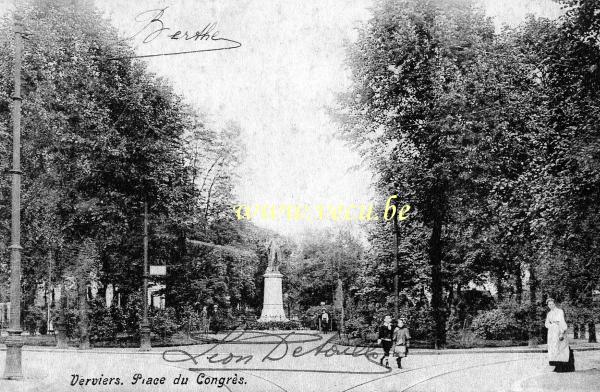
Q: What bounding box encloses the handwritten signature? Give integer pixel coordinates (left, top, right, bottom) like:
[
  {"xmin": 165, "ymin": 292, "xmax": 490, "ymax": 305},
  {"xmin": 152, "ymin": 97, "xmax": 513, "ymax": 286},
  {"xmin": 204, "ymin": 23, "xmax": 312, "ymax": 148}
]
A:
[
  {"xmin": 113, "ymin": 7, "xmax": 241, "ymax": 60},
  {"xmin": 162, "ymin": 331, "xmax": 390, "ymax": 375}
]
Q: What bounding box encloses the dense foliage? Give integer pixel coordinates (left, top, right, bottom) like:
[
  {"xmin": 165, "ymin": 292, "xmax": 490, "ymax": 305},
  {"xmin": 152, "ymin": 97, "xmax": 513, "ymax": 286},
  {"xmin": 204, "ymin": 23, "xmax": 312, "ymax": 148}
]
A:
[
  {"xmin": 337, "ymin": 0, "xmax": 600, "ymax": 346},
  {"xmin": 0, "ymin": 0, "xmax": 271, "ymax": 344}
]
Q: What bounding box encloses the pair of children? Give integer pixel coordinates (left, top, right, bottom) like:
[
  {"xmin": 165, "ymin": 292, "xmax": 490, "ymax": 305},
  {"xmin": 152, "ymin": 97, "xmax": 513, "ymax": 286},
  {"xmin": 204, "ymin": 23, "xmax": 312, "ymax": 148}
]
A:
[{"xmin": 377, "ymin": 315, "xmax": 411, "ymax": 369}]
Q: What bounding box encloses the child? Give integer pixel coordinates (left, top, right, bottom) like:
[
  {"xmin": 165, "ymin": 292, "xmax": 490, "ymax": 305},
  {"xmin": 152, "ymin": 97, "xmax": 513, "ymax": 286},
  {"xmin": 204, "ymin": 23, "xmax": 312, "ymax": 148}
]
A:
[
  {"xmin": 377, "ymin": 315, "xmax": 394, "ymax": 368},
  {"xmin": 393, "ymin": 318, "xmax": 411, "ymax": 369}
]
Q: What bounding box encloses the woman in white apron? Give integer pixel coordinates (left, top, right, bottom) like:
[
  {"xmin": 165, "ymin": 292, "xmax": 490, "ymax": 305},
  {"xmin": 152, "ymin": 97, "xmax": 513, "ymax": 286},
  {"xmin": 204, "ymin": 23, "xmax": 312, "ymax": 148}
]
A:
[{"xmin": 545, "ymin": 298, "xmax": 574, "ymax": 372}]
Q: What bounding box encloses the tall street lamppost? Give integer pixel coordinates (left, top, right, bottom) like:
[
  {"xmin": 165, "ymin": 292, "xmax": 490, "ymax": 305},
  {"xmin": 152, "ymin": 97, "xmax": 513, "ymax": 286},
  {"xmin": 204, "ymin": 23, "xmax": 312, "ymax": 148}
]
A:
[
  {"xmin": 394, "ymin": 205, "xmax": 400, "ymax": 320},
  {"xmin": 3, "ymin": 17, "xmax": 24, "ymax": 380},
  {"xmin": 140, "ymin": 202, "xmax": 151, "ymax": 350}
]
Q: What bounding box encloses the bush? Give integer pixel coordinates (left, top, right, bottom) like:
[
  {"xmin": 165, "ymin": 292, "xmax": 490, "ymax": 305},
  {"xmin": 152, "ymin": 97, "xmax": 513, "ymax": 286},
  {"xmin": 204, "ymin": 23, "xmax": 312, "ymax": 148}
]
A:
[
  {"xmin": 178, "ymin": 305, "xmax": 202, "ymax": 334},
  {"xmin": 50, "ymin": 307, "xmax": 80, "ymax": 338},
  {"xmin": 121, "ymin": 292, "xmax": 143, "ymax": 336},
  {"xmin": 209, "ymin": 310, "xmax": 239, "ymax": 333},
  {"xmin": 90, "ymin": 308, "xmax": 117, "ymax": 342},
  {"xmin": 63, "ymin": 308, "xmax": 81, "ymax": 338},
  {"xmin": 471, "ymin": 308, "xmax": 521, "ymax": 340},
  {"xmin": 24, "ymin": 306, "xmax": 46, "ymax": 335},
  {"xmin": 89, "ymin": 299, "xmax": 118, "ymax": 342},
  {"xmin": 469, "ymin": 299, "xmax": 547, "ymax": 342},
  {"xmin": 446, "ymin": 329, "xmax": 479, "ymax": 348},
  {"xmin": 344, "ymin": 315, "xmax": 376, "ymax": 340},
  {"xmin": 109, "ymin": 305, "xmax": 127, "ymax": 334},
  {"xmin": 151, "ymin": 307, "xmax": 179, "ymax": 341},
  {"xmin": 500, "ymin": 300, "xmax": 544, "ymax": 340},
  {"xmin": 405, "ymin": 305, "xmax": 436, "ymax": 342},
  {"xmin": 448, "ymin": 289, "xmax": 496, "ymax": 331}
]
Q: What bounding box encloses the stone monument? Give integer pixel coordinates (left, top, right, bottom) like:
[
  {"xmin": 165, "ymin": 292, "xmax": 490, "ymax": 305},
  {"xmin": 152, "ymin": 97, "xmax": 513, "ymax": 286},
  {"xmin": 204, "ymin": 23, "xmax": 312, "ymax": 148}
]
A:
[{"xmin": 258, "ymin": 239, "xmax": 288, "ymax": 322}]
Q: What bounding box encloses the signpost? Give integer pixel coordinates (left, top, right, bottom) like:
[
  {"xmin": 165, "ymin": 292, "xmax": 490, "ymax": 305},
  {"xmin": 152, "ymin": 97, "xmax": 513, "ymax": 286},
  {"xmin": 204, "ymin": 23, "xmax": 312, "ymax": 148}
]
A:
[{"xmin": 149, "ymin": 265, "xmax": 166, "ymax": 276}]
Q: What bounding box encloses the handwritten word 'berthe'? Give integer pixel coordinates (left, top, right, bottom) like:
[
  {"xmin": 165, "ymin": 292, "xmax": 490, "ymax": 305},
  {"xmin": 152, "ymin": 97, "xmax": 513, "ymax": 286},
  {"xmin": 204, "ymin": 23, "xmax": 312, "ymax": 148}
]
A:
[{"xmin": 111, "ymin": 7, "xmax": 241, "ymax": 60}]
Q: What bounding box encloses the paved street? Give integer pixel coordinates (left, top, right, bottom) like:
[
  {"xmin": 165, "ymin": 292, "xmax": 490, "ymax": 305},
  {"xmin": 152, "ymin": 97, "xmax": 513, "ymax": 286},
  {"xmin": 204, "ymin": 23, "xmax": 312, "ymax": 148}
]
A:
[{"xmin": 1, "ymin": 332, "xmax": 599, "ymax": 392}]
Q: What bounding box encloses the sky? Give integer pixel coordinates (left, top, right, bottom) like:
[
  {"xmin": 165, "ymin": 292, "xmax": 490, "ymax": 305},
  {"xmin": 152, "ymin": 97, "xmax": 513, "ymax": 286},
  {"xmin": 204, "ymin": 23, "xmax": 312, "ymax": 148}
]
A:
[
  {"xmin": 1, "ymin": 0, "xmax": 564, "ymax": 235},
  {"xmin": 94, "ymin": 0, "xmax": 377, "ymax": 236}
]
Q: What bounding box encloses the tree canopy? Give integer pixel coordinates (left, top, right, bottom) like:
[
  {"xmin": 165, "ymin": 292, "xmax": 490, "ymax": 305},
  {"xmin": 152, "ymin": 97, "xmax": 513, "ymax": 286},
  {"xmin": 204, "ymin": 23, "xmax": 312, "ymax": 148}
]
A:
[{"xmin": 338, "ymin": 0, "xmax": 600, "ymax": 345}]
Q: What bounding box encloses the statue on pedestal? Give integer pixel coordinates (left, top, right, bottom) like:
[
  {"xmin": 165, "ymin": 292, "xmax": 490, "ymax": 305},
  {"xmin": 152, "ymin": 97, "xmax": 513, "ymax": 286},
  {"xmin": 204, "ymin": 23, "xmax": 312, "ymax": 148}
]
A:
[
  {"xmin": 258, "ymin": 239, "xmax": 288, "ymax": 322},
  {"xmin": 266, "ymin": 239, "xmax": 282, "ymax": 273}
]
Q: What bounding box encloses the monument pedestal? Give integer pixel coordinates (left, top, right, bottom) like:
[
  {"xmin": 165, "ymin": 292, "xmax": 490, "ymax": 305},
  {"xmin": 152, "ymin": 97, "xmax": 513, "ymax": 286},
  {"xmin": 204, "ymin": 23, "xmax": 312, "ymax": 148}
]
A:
[{"xmin": 258, "ymin": 272, "xmax": 288, "ymax": 322}]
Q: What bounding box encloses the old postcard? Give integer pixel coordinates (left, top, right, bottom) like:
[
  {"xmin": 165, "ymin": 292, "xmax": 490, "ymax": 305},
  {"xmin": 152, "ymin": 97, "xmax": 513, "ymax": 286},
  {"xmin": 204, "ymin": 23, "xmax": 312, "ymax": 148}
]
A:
[{"xmin": 0, "ymin": 0, "xmax": 599, "ymax": 391}]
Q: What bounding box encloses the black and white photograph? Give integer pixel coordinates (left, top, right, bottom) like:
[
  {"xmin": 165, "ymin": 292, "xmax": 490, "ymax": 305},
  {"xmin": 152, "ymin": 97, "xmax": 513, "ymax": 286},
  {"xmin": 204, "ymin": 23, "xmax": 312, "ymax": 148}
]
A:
[{"xmin": 0, "ymin": 0, "xmax": 599, "ymax": 391}]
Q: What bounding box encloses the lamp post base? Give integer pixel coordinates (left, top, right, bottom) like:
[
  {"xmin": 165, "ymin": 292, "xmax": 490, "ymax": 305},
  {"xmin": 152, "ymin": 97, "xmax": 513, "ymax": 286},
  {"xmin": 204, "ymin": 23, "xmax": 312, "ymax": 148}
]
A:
[
  {"xmin": 2, "ymin": 329, "xmax": 24, "ymax": 380},
  {"xmin": 140, "ymin": 323, "xmax": 151, "ymax": 351}
]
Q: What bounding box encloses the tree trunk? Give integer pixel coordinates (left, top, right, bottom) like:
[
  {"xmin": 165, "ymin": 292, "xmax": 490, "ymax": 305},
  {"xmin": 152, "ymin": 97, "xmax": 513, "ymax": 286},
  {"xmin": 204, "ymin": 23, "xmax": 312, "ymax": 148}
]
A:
[
  {"xmin": 198, "ymin": 156, "xmax": 223, "ymax": 195},
  {"xmin": 527, "ymin": 264, "xmax": 538, "ymax": 346},
  {"xmin": 588, "ymin": 322, "xmax": 597, "ymax": 343},
  {"xmin": 573, "ymin": 323, "xmax": 579, "ymax": 339},
  {"xmin": 496, "ymin": 272, "xmax": 503, "ymax": 302},
  {"xmin": 204, "ymin": 172, "xmax": 223, "ymax": 232},
  {"xmin": 78, "ymin": 279, "xmax": 90, "ymax": 349},
  {"xmin": 528, "ymin": 264, "xmax": 537, "ymax": 305},
  {"xmin": 447, "ymin": 283, "xmax": 455, "ymax": 330},
  {"xmin": 455, "ymin": 284, "xmax": 463, "ymax": 326},
  {"xmin": 56, "ymin": 282, "xmax": 69, "ymax": 349},
  {"xmin": 515, "ymin": 261, "xmax": 522, "ymax": 305},
  {"xmin": 429, "ymin": 213, "xmax": 445, "ymax": 349}
]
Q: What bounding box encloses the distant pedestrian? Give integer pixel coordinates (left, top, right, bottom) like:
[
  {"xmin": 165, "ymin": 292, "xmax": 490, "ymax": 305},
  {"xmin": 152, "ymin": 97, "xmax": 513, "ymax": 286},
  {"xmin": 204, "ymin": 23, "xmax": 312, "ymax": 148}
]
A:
[
  {"xmin": 377, "ymin": 315, "xmax": 394, "ymax": 368},
  {"xmin": 545, "ymin": 298, "xmax": 575, "ymax": 372},
  {"xmin": 320, "ymin": 309, "xmax": 330, "ymax": 333},
  {"xmin": 200, "ymin": 306, "xmax": 209, "ymax": 336},
  {"xmin": 393, "ymin": 318, "xmax": 411, "ymax": 368},
  {"xmin": 211, "ymin": 304, "xmax": 221, "ymax": 334}
]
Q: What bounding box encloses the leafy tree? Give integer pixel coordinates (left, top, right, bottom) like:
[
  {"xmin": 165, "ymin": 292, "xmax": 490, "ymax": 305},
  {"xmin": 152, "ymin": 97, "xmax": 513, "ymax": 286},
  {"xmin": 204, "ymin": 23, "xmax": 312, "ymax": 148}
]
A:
[
  {"xmin": 285, "ymin": 228, "xmax": 363, "ymax": 318},
  {"xmin": 338, "ymin": 0, "xmax": 600, "ymax": 346},
  {"xmin": 340, "ymin": 0, "xmax": 501, "ymax": 347},
  {"xmin": 0, "ymin": 0, "xmax": 200, "ymax": 343}
]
